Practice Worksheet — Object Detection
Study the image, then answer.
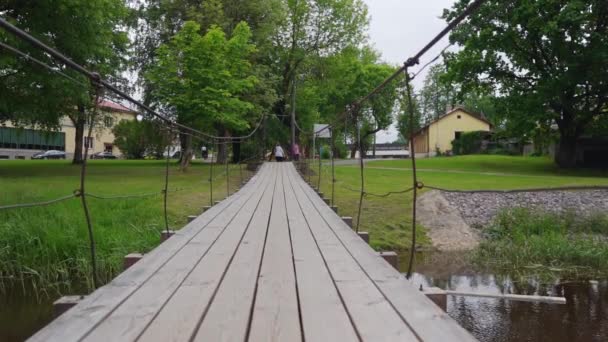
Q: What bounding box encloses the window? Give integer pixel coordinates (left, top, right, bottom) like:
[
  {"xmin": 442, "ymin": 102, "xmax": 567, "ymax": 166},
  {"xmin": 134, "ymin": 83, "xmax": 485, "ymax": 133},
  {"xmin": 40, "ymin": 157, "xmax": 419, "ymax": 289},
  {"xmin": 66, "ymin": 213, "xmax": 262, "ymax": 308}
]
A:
[
  {"xmin": 84, "ymin": 137, "xmax": 94, "ymax": 149},
  {"xmin": 104, "ymin": 143, "xmax": 113, "ymax": 153},
  {"xmin": 457, "ymin": 115, "xmax": 462, "ymax": 119},
  {"xmin": 455, "ymin": 131, "xmax": 462, "ymax": 140},
  {"xmin": 0, "ymin": 127, "xmax": 65, "ymax": 151},
  {"xmin": 103, "ymin": 116, "xmax": 114, "ymax": 128}
]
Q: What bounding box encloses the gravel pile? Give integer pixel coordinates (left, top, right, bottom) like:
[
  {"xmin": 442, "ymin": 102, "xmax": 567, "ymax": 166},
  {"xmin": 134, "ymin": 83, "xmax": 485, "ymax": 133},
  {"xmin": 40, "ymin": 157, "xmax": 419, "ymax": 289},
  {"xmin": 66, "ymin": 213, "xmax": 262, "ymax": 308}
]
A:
[{"xmin": 442, "ymin": 190, "xmax": 608, "ymax": 228}]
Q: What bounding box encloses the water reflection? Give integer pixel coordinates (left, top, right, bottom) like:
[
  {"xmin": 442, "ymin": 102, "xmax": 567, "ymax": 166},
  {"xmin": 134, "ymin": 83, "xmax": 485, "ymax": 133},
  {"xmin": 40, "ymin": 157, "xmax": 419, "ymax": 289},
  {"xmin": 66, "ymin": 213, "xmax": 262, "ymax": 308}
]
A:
[{"xmin": 406, "ymin": 252, "xmax": 608, "ymax": 342}]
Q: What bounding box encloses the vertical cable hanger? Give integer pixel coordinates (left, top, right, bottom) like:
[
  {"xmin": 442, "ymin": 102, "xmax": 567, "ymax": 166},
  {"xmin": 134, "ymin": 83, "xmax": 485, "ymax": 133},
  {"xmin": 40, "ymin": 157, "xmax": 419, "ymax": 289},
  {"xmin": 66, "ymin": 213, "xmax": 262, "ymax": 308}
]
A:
[
  {"xmin": 354, "ymin": 106, "xmax": 365, "ymax": 233},
  {"xmin": 163, "ymin": 127, "xmax": 173, "ymax": 237},
  {"xmin": 79, "ymin": 74, "xmax": 103, "ymax": 289},
  {"xmin": 403, "ymin": 69, "xmax": 419, "ymax": 280}
]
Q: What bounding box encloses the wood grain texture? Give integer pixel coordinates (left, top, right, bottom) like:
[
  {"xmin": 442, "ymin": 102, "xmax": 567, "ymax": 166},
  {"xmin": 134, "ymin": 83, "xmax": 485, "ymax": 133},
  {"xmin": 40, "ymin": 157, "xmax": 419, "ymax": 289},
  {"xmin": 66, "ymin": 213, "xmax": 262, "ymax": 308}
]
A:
[
  {"xmin": 286, "ymin": 166, "xmax": 418, "ymax": 341},
  {"xmin": 247, "ymin": 166, "xmax": 302, "ymax": 342},
  {"xmin": 287, "ymin": 164, "xmax": 477, "ymax": 342},
  {"xmin": 191, "ymin": 164, "xmax": 277, "ymax": 342},
  {"xmin": 280, "ymin": 166, "xmax": 360, "ymax": 341},
  {"xmin": 83, "ymin": 167, "xmax": 272, "ymax": 342}
]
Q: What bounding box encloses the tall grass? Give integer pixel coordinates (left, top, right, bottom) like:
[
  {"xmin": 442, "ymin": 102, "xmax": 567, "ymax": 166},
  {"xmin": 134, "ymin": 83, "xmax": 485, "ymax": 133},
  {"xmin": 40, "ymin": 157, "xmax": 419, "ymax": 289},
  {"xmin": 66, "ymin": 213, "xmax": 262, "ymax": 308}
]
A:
[
  {"xmin": 475, "ymin": 208, "xmax": 608, "ymax": 276},
  {"xmin": 0, "ymin": 160, "xmax": 249, "ymax": 297}
]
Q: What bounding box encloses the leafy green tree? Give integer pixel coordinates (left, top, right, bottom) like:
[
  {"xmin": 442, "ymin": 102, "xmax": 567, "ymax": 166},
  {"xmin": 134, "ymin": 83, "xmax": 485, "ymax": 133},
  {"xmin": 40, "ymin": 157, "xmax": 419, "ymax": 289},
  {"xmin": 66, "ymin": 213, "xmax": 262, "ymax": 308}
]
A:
[
  {"xmin": 145, "ymin": 21, "xmax": 258, "ymax": 168},
  {"xmin": 273, "ymin": 0, "xmax": 369, "ymax": 121},
  {"xmin": 112, "ymin": 119, "xmax": 167, "ymax": 159},
  {"xmin": 444, "ymin": 0, "xmax": 608, "ymax": 167},
  {"xmin": 397, "ymin": 86, "xmax": 423, "ymax": 144},
  {"xmin": 0, "ymin": 0, "xmax": 129, "ymax": 163},
  {"xmin": 418, "ymin": 64, "xmax": 454, "ymax": 122}
]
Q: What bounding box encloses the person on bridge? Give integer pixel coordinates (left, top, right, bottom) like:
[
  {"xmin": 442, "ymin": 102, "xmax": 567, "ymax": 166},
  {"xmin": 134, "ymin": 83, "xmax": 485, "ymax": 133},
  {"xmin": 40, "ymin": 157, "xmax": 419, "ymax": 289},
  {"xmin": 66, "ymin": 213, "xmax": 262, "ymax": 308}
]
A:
[
  {"xmin": 292, "ymin": 142, "xmax": 300, "ymax": 161},
  {"xmin": 201, "ymin": 145, "xmax": 208, "ymax": 159},
  {"xmin": 274, "ymin": 143, "xmax": 285, "ymax": 162}
]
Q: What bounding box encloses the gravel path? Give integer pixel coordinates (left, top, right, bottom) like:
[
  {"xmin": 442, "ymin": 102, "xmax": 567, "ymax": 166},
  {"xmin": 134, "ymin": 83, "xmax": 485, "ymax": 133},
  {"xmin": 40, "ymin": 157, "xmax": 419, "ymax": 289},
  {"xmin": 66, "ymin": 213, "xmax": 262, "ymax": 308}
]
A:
[{"xmin": 442, "ymin": 190, "xmax": 608, "ymax": 228}]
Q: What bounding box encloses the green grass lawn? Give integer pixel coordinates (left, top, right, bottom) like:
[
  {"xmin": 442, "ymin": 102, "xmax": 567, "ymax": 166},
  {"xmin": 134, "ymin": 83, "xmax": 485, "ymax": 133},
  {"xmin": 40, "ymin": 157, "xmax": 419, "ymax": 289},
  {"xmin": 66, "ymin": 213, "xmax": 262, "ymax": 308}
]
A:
[
  {"xmin": 0, "ymin": 160, "xmax": 251, "ymax": 295},
  {"xmin": 309, "ymin": 155, "xmax": 608, "ymax": 252},
  {"xmin": 1, "ymin": 155, "xmax": 606, "ymax": 294}
]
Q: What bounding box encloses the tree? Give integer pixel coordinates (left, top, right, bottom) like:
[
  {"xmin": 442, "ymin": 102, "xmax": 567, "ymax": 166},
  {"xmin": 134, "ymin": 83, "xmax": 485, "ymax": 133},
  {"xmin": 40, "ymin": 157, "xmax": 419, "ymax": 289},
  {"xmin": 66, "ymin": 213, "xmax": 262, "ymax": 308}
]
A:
[
  {"xmin": 0, "ymin": 0, "xmax": 129, "ymax": 163},
  {"xmin": 444, "ymin": 0, "xmax": 608, "ymax": 167},
  {"xmin": 397, "ymin": 86, "xmax": 423, "ymax": 143},
  {"xmin": 145, "ymin": 21, "xmax": 258, "ymax": 168},
  {"xmin": 418, "ymin": 64, "xmax": 455, "ymax": 122},
  {"xmin": 112, "ymin": 119, "xmax": 167, "ymax": 159},
  {"xmin": 272, "ymin": 0, "xmax": 369, "ymax": 123}
]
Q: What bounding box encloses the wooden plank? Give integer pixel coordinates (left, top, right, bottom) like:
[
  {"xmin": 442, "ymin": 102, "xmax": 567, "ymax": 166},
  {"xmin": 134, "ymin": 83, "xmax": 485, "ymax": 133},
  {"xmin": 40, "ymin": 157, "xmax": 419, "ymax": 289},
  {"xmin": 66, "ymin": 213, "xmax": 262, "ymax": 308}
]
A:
[
  {"xmin": 139, "ymin": 164, "xmax": 276, "ymax": 342},
  {"xmin": 279, "ymin": 165, "xmax": 360, "ymax": 341},
  {"xmin": 189, "ymin": 163, "xmax": 277, "ymax": 342},
  {"xmin": 247, "ymin": 165, "xmax": 302, "ymax": 342},
  {"xmin": 81, "ymin": 166, "xmax": 273, "ymax": 341},
  {"xmin": 287, "ymin": 164, "xmax": 477, "ymax": 342},
  {"xmin": 28, "ymin": 167, "xmax": 267, "ymax": 342},
  {"xmin": 285, "ymin": 165, "xmax": 417, "ymax": 341}
]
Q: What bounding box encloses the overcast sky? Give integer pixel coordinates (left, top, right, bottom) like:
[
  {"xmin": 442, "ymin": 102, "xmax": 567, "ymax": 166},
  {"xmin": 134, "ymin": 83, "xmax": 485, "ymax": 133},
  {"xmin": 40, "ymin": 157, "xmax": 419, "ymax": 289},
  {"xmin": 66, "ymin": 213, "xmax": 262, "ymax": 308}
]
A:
[{"xmin": 362, "ymin": 0, "xmax": 457, "ymax": 143}]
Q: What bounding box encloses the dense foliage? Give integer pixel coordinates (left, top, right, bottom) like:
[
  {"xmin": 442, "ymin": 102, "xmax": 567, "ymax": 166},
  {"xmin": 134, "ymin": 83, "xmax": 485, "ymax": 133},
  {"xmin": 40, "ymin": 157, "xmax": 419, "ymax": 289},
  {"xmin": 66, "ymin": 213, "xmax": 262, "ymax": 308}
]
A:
[
  {"xmin": 112, "ymin": 119, "xmax": 167, "ymax": 159},
  {"xmin": 451, "ymin": 131, "xmax": 485, "ymax": 155},
  {"xmin": 0, "ymin": 0, "xmax": 130, "ymax": 163},
  {"xmin": 444, "ymin": 0, "xmax": 608, "ymax": 167}
]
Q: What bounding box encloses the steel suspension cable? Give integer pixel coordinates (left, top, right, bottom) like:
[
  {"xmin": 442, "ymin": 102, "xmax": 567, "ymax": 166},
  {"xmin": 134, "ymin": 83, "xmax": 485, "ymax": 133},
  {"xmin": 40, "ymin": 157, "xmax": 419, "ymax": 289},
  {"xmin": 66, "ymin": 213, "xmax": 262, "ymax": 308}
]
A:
[
  {"xmin": 163, "ymin": 131, "xmax": 172, "ymax": 236},
  {"xmin": 79, "ymin": 79, "xmax": 102, "ymax": 289},
  {"xmin": 404, "ymin": 69, "xmax": 419, "ymax": 280},
  {"xmin": 355, "ymin": 108, "xmax": 365, "ymax": 233}
]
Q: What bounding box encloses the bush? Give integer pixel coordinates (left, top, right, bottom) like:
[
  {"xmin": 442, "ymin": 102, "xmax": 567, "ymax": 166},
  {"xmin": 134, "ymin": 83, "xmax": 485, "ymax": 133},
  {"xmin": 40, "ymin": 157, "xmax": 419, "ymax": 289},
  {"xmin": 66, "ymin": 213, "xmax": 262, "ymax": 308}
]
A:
[
  {"xmin": 475, "ymin": 208, "xmax": 608, "ymax": 275},
  {"xmin": 452, "ymin": 131, "xmax": 485, "ymax": 155}
]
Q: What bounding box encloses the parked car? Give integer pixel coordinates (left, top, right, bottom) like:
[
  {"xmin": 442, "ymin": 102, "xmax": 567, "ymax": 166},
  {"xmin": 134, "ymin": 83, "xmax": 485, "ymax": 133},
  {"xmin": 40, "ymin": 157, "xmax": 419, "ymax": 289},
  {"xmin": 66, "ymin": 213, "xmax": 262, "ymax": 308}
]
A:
[
  {"xmin": 91, "ymin": 151, "xmax": 117, "ymax": 159},
  {"xmin": 31, "ymin": 150, "xmax": 66, "ymax": 159}
]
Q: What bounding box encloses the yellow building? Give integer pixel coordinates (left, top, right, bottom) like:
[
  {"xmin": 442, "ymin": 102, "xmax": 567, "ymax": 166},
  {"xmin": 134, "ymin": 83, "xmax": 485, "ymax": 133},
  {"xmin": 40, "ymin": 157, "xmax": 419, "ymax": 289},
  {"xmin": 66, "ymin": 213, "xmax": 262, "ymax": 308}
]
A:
[
  {"xmin": 0, "ymin": 100, "xmax": 137, "ymax": 159},
  {"xmin": 412, "ymin": 107, "xmax": 492, "ymax": 157}
]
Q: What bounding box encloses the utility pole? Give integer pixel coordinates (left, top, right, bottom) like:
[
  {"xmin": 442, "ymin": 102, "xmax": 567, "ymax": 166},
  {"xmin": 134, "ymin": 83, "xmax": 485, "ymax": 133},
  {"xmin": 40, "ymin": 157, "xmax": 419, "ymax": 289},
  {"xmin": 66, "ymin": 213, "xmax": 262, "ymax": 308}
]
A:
[{"xmin": 291, "ymin": 78, "xmax": 296, "ymax": 151}]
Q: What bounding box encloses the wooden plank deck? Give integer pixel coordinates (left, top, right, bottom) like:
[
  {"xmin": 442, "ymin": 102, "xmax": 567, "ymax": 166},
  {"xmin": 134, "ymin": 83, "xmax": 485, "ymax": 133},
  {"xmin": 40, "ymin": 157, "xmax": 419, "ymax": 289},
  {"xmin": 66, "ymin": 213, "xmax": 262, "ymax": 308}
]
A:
[{"xmin": 29, "ymin": 162, "xmax": 476, "ymax": 342}]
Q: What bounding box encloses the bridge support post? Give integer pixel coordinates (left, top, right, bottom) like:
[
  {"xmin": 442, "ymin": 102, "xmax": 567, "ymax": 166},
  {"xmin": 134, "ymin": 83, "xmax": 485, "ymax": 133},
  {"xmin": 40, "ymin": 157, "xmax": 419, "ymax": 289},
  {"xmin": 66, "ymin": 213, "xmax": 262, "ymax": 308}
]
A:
[
  {"xmin": 341, "ymin": 216, "xmax": 353, "ymax": 228},
  {"xmin": 187, "ymin": 215, "xmax": 197, "ymax": 223},
  {"xmin": 123, "ymin": 253, "xmax": 143, "ymax": 270},
  {"xmin": 53, "ymin": 295, "xmax": 85, "ymax": 318},
  {"xmin": 323, "ymin": 198, "xmax": 330, "ymax": 205},
  {"xmin": 423, "ymin": 287, "xmax": 447, "ymax": 311},
  {"xmin": 161, "ymin": 230, "xmax": 176, "ymax": 242},
  {"xmin": 318, "ymin": 191, "xmax": 324, "ymax": 198},
  {"xmin": 214, "ymin": 200, "xmax": 221, "ymax": 205},
  {"xmin": 379, "ymin": 251, "xmax": 398, "ymax": 270},
  {"xmin": 357, "ymin": 232, "xmax": 369, "ymax": 244}
]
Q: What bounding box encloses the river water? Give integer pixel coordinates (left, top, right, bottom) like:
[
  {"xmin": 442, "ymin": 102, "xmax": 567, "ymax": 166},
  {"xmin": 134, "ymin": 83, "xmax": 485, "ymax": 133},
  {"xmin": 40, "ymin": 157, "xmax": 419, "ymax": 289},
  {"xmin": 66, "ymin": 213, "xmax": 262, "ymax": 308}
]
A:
[
  {"xmin": 1, "ymin": 252, "xmax": 606, "ymax": 341},
  {"xmin": 404, "ymin": 252, "xmax": 608, "ymax": 342}
]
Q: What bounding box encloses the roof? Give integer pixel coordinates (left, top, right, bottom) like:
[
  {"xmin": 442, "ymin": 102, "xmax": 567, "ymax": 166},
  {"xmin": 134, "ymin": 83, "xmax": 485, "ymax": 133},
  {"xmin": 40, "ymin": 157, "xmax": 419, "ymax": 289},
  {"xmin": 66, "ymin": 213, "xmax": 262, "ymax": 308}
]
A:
[
  {"xmin": 97, "ymin": 99, "xmax": 137, "ymax": 114},
  {"xmin": 413, "ymin": 107, "xmax": 492, "ymax": 137}
]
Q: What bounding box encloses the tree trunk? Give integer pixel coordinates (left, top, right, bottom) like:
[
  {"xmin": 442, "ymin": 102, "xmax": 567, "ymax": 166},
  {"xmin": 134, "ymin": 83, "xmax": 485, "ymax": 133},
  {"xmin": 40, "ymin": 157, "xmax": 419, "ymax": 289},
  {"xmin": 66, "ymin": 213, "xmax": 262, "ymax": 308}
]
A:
[
  {"xmin": 232, "ymin": 141, "xmax": 241, "ymax": 163},
  {"xmin": 555, "ymin": 134, "xmax": 579, "ymax": 168},
  {"xmin": 350, "ymin": 143, "xmax": 357, "ymax": 159},
  {"xmin": 179, "ymin": 132, "xmax": 193, "ymax": 170},
  {"xmin": 71, "ymin": 109, "xmax": 86, "ymax": 164}
]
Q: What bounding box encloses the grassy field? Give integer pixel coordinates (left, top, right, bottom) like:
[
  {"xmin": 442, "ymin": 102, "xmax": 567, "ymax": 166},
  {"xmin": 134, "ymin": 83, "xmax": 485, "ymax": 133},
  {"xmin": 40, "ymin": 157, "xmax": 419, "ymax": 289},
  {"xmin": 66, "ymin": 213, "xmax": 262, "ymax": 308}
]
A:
[
  {"xmin": 0, "ymin": 160, "xmax": 251, "ymax": 295},
  {"xmin": 1, "ymin": 155, "xmax": 607, "ymax": 294},
  {"xmin": 309, "ymin": 155, "xmax": 608, "ymax": 252}
]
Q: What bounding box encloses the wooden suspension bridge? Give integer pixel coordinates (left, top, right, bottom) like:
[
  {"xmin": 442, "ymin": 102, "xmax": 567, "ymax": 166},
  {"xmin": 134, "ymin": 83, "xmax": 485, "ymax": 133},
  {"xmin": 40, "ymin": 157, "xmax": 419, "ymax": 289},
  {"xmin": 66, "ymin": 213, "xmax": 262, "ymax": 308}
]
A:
[{"xmin": 29, "ymin": 162, "xmax": 475, "ymax": 342}]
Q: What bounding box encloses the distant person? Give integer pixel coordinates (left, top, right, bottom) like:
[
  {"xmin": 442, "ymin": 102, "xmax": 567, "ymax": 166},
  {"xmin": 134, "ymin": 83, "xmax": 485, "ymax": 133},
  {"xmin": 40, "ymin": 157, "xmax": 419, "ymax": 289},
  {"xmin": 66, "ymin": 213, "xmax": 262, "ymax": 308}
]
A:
[
  {"xmin": 275, "ymin": 143, "xmax": 285, "ymax": 162},
  {"xmin": 292, "ymin": 143, "xmax": 300, "ymax": 161},
  {"xmin": 201, "ymin": 145, "xmax": 208, "ymax": 159}
]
